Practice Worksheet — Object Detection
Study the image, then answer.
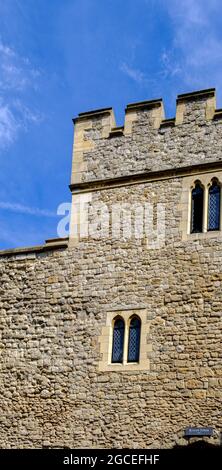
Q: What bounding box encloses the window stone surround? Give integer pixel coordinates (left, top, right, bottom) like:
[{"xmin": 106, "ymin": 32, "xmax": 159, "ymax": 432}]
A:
[
  {"xmin": 179, "ymin": 170, "xmax": 222, "ymax": 241},
  {"xmin": 98, "ymin": 308, "xmax": 151, "ymax": 372}
]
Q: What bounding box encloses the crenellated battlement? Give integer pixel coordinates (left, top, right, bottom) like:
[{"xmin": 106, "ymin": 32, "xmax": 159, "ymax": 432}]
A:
[
  {"xmin": 73, "ymin": 97, "xmax": 165, "ymax": 143},
  {"xmin": 73, "ymin": 88, "xmax": 217, "ymax": 140},
  {"xmin": 70, "ymin": 88, "xmax": 222, "ymax": 188}
]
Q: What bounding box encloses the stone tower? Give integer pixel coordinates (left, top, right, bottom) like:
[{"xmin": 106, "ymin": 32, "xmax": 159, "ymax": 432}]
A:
[{"xmin": 0, "ymin": 88, "xmax": 221, "ymax": 448}]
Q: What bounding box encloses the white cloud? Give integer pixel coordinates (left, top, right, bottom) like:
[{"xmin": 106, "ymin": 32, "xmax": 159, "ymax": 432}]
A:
[
  {"xmin": 0, "ymin": 201, "xmax": 57, "ymax": 218},
  {"xmin": 14, "ymin": 99, "xmax": 43, "ymax": 126},
  {"xmin": 0, "ymin": 40, "xmax": 43, "ymax": 149},
  {"xmin": 0, "ymin": 42, "xmax": 15, "ymax": 57},
  {"xmin": 168, "ymin": 0, "xmax": 207, "ymax": 26},
  {"xmin": 0, "ymin": 101, "xmax": 18, "ymax": 147},
  {"xmin": 0, "ymin": 41, "xmax": 40, "ymax": 91},
  {"xmin": 120, "ymin": 62, "xmax": 148, "ymax": 85},
  {"xmin": 161, "ymin": 0, "xmax": 222, "ymax": 94},
  {"xmin": 160, "ymin": 51, "xmax": 182, "ymax": 78}
]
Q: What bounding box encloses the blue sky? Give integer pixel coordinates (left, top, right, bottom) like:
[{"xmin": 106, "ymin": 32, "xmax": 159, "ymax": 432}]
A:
[{"xmin": 1, "ymin": 0, "xmax": 222, "ymax": 249}]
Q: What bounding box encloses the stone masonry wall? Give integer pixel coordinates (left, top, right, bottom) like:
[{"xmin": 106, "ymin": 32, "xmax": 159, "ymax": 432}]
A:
[
  {"xmin": 0, "ymin": 177, "xmax": 222, "ymax": 448},
  {"xmin": 71, "ymin": 89, "xmax": 222, "ymax": 184},
  {"xmin": 0, "ymin": 88, "xmax": 222, "ymax": 448}
]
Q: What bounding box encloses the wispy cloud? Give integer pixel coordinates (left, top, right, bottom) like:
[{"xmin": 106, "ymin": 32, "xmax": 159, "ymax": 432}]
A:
[
  {"xmin": 0, "ymin": 40, "xmax": 43, "ymax": 149},
  {"xmin": 168, "ymin": 0, "xmax": 207, "ymax": 26},
  {"xmin": 0, "ymin": 40, "xmax": 41, "ymax": 91},
  {"xmin": 0, "ymin": 201, "xmax": 58, "ymax": 217},
  {"xmin": 160, "ymin": 51, "xmax": 182, "ymax": 78},
  {"xmin": 161, "ymin": 0, "xmax": 222, "ymax": 93},
  {"xmin": 120, "ymin": 62, "xmax": 148, "ymax": 85},
  {"xmin": 0, "ymin": 101, "xmax": 18, "ymax": 147}
]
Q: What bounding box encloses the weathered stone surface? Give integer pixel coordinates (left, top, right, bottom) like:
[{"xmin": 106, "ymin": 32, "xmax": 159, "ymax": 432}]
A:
[
  {"xmin": 73, "ymin": 91, "xmax": 222, "ymax": 183},
  {"xmin": 0, "ymin": 89, "xmax": 222, "ymax": 449}
]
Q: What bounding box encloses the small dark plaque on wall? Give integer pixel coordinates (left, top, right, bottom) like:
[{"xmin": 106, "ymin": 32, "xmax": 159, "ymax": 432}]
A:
[{"xmin": 185, "ymin": 427, "xmax": 213, "ymax": 437}]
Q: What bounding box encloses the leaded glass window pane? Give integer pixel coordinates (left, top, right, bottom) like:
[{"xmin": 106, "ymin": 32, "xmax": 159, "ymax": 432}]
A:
[
  {"xmin": 191, "ymin": 183, "xmax": 204, "ymax": 233},
  {"xmin": 127, "ymin": 317, "xmax": 141, "ymax": 363},
  {"xmin": 208, "ymin": 182, "xmax": 220, "ymax": 231},
  {"xmin": 111, "ymin": 318, "xmax": 124, "ymax": 363}
]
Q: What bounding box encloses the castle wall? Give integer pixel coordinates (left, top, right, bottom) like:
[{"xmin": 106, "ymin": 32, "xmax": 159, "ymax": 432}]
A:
[
  {"xmin": 0, "ymin": 88, "xmax": 222, "ymax": 448},
  {"xmin": 0, "ymin": 174, "xmax": 222, "ymax": 448}
]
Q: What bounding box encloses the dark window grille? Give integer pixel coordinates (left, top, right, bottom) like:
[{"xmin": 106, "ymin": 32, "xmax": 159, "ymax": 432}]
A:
[
  {"xmin": 208, "ymin": 181, "xmax": 220, "ymax": 231},
  {"xmin": 127, "ymin": 316, "xmax": 141, "ymax": 363},
  {"xmin": 111, "ymin": 318, "xmax": 124, "ymax": 363},
  {"xmin": 191, "ymin": 183, "xmax": 204, "ymax": 233}
]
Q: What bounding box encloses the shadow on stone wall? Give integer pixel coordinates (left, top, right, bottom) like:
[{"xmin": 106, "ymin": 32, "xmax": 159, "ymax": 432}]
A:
[{"xmin": 174, "ymin": 440, "xmax": 221, "ymax": 449}]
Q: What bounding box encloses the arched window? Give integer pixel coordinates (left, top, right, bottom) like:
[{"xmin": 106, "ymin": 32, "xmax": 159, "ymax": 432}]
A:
[
  {"xmin": 208, "ymin": 180, "xmax": 220, "ymax": 231},
  {"xmin": 127, "ymin": 316, "xmax": 141, "ymax": 363},
  {"xmin": 191, "ymin": 182, "xmax": 204, "ymax": 233},
  {"xmin": 111, "ymin": 317, "xmax": 125, "ymax": 363}
]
